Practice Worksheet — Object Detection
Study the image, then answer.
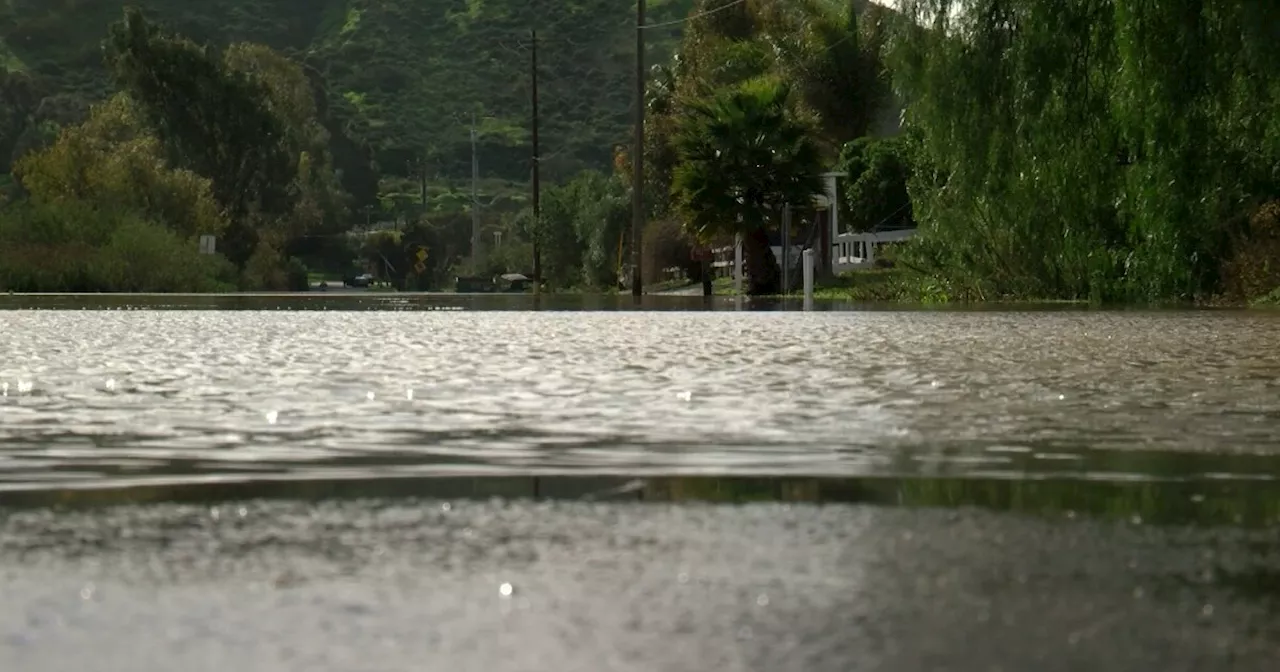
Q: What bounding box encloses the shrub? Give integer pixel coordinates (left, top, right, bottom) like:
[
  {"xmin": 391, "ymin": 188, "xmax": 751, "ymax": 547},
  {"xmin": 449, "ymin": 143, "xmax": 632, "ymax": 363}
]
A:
[{"xmin": 0, "ymin": 200, "xmax": 234, "ymax": 292}]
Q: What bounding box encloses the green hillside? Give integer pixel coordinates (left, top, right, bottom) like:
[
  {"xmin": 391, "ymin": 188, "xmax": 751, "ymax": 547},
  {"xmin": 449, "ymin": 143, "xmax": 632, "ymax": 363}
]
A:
[{"xmin": 1, "ymin": 0, "xmax": 694, "ymax": 185}]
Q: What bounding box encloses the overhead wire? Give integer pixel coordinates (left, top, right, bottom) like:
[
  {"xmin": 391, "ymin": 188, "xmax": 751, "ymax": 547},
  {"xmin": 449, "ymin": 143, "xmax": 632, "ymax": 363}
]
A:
[{"xmin": 640, "ymin": 0, "xmax": 751, "ymax": 30}]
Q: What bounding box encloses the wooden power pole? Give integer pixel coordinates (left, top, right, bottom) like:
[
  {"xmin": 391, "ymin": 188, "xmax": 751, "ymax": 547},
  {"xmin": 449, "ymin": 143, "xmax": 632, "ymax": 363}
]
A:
[
  {"xmin": 531, "ymin": 27, "xmax": 542, "ymax": 293},
  {"xmin": 630, "ymin": 0, "xmax": 645, "ymax": 298},
  {"xmin": 471, "ymin": 114, "xmax": 481, "ymax": 269}
]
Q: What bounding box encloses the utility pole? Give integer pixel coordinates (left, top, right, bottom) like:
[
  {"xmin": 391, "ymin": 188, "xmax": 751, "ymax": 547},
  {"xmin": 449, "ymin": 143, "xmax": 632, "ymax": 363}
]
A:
[
  {"xmin": 420, "ymin": 154, "xmax": 428, "ymax": 221},
  {"xmin": 781, "ymin": 202, "xmax": 791, "ymax": 295},
  {"xmin": 471, "ymin": 113, "xmax": 481, "ymax": 270},
  {"xmin": 531, "ymin": 27, "xmax": 542, "ymax": 293},
  {"xmin": 630, "ymin": 0, "xmax": 645, "ymax": 298}
]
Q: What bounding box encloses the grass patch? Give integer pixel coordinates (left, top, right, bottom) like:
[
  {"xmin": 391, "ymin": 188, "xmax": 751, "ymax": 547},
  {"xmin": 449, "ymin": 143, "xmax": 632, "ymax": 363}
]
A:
[
  {"xmin": 307, "ymin": 271, "xmax": 344, "ymax": 284},
  {"xmin": 710, "ymin": 276, "xmax": 740, "ymax": 296},
  {"xmin": 644, "ymin": 278, "xmax": 697, "ymax": 293},
  {"xmin": 810, "ymin": 268, "xmax": 923, "ymax": 301},
  {"xmin": 707, "ymin": 267, "xmax": 944, "ymax": 302}
]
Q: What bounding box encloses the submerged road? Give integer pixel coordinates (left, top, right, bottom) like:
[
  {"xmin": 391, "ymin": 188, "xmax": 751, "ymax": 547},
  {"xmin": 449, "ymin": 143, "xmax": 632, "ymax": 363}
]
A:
[
  {"xmin": 1, "ymin": 493, "xmax": 1277, "ymax": 672},
  {"xmin": 2, "ymin": 299, "xmax": 1278, "ymax": 669}
]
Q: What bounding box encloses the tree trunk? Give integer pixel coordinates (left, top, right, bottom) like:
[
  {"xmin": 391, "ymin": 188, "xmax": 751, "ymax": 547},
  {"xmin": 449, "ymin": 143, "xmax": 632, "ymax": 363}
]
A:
[{"xmin": 743, "ymin": 226, "xmax": 781, "ymax": 295}]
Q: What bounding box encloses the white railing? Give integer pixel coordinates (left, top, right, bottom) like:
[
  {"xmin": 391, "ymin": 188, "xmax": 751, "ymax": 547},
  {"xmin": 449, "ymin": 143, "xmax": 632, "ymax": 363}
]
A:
[{"xmin": 832, "ymin": 228, "xmax": 917, "ymax": 273}]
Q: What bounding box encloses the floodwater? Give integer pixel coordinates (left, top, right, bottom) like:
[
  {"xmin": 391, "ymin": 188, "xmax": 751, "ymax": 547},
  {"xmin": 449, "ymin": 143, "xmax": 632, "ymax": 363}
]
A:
[{"xmin": 1, "ymin": 294, "xmax": 1279, "ymax": 670}]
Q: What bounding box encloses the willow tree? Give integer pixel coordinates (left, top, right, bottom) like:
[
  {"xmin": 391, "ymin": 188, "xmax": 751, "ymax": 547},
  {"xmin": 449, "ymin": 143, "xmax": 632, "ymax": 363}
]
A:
[
  {"xmin": 889, "ymin": 0, "xmax": 1280, "ymax": 302},
  {"xmin": 671, "ymin": 77, "xmax": 822, "ymax": 295}
]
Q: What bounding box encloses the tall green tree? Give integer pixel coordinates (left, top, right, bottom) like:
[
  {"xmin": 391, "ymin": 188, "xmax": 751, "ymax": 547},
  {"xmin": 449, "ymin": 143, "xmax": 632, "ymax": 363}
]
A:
[
  {"xmin": 104, "ymin": 7, "xmax": 297, "ymax": 267},
  {"xmin": 223, "ymin": 43, "xmax": 352, "ymax": 262},
  {"xmin": 671, "ymin": 77, "xmax": 822, "ymax": 295}
]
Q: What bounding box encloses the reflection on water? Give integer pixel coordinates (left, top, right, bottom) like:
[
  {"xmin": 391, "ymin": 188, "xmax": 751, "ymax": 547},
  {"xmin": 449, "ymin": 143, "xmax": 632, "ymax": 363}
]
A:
[
  {"xmin": 0, "ymin": 292, "xmax": 1110, "ymax": 312},
  {"xmin": 4, "ymin": 483, "xmax": 1279, "ymax": 671},
  {"xmin": 1, "ymin": 296, "xmax": 1279, "ymax": 505},
  {"xmin": 1, "ymin": 292, "xmax": 732, "ymax": 312},
  {"xmin": 3, "ymin": 474, "xmax": 1279, "ymax": 529}
]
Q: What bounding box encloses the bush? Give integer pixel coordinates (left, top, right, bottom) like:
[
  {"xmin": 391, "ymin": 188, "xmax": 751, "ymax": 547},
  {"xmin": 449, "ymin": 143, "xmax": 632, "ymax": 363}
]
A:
[
  {"xmin": 0, "ymin": 200, "xmax": 235, "ymax": 292},
  {"xmin": 283, "ymin": 256, "xmax": 311, "ymax": 291},
  {"xmin": 98, "ymin": 218, "xmax": 237, "ymax": 292}
]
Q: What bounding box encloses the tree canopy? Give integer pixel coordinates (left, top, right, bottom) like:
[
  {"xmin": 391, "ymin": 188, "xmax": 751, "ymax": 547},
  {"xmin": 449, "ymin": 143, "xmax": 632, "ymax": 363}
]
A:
[
  {"xmin": 671, "ymin": 76, "xmax": 823, "ymax": 294},
  {"xmin": 888, "ymin": 0, "xmax": 1280, "ymax": 302}
]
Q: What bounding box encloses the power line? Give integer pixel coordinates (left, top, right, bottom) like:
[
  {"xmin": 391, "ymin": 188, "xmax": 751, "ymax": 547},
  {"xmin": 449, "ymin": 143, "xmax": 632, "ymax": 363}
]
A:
[
  {"xmin": 641, "ymin": 0, "xmax": 750, "ymax": 30},
  {"xmin": 818, "ymin": 33, "xmax": 854, "ymax": 54},
  {"xmin": 631, "ymin": 0, "xmax": 645, "ymax": 297}
]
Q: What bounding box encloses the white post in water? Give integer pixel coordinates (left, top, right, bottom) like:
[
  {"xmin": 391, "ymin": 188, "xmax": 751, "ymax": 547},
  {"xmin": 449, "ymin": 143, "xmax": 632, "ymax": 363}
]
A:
[
  {"xmin": 734, "ymin": 233, "xmax": 743, "ymax": 296},
  {"xmin": 802, "ymin": 248, "xmax": 814, "ymax": 310}
]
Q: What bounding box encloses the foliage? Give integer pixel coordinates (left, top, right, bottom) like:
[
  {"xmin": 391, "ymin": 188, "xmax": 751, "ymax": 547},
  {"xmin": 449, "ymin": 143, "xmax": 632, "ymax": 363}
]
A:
[
  {"xmin": 355, "ymin": 212, "xmax": 475, "ymax": 290},
  {"xmin": 811, "ymin": 267, "xmax": 952, "ymax": 303},
  {"xmin": 4, "ymin": 10, "xmax": 369, "ymax": 289},
  {"xmin": 0, "ymin": 69, "xmax": 40, "ymax": 173},
  {"xmin": 624, "ymin": 0, "xmax": 893, "ymax": 293},
  {"xmin": 637, "ymin": 0, "xmax": 890, "ymax": 212},
  {"xmin": 105, "ymin": 8, "xmax": 298, "ymax": 267},
  {"xmin": 838, "ymin": 134, "xmax": 914, "ymax": 232},
  {"xmin": 672, "ymin": 76, "xmax": 822, "ymax": 239},
  {"xmin": 888, "ymin": 0, "xmax": 1280, "ymax": 303},
  {"xmin": 220, "ymin": 42, "xmax": 357, "ymax": 274},
  {"xmin": 570, "ymin": 171, "xmax": 631, "ymax": 289},
  {"xmin": 241, "ymin": 239, "xmax": 310, "ymax": 291},
  {"xmin": 357, "ymin": 230, "xmax": 407, "ymax": 285},
  {"xmin": 752, "ymin": 0, "xmax": 890, "ymax": 154},
  {"xmin": 14, "ymin": 93, "xmax": 227, "ymax": 240},
  {"xmin": 466, "ymin": 168, "xmax": 630, "ymax": 290},
  {"xmin": 671, "ymin": 76, "xmax": 822, "ymax": 294},
  {"xmin": 0, "ymin": 199, "xmax": 235, "ymax": 292},
  {"xmin": 530, "ymin": 170, "xmax": 629, "ymax": 289},
  {"xmin": 525, "ymin": 202, "xmax": 585, "ymax": 291},
  {"xmin": 1, "ymin": 0, "xmax": 695, "ymax": 186}
]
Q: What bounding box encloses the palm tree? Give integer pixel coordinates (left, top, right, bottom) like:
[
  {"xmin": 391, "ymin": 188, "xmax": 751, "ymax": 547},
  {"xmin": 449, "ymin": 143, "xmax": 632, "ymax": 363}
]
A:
[{"xmin": 671, "ymin": 76, "xmax": 822, "ymax": 295}]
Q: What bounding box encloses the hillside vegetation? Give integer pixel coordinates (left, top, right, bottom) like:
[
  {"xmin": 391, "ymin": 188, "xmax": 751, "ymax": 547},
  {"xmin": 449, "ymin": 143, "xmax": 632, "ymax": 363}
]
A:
[{"xmin": 1, "ymin": 0, "xmax": 694, "ymax": 187}]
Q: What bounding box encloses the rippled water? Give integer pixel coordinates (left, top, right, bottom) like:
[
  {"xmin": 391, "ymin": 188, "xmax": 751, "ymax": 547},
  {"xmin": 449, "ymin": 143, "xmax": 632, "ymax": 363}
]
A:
[{"xmin": 2, "ymin": 299, "xmax": 1280, "ymax": 492}]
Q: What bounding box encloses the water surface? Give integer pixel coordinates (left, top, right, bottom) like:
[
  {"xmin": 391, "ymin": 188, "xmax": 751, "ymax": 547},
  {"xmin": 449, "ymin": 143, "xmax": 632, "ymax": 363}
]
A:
[
  {"xmin": 5, "ymin": 296, "xmax": 1280, "ymax": 670},
  {"xmin": 2, "ymin": 296, "xmax": 1278, "ymax": 494}
]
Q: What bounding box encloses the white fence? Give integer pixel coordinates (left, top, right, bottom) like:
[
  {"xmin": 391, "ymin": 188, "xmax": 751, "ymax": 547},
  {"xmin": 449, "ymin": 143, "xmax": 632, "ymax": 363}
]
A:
[{"xmin": 832, "ymin": 228, "xmax": 917, "ymax": 273}]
